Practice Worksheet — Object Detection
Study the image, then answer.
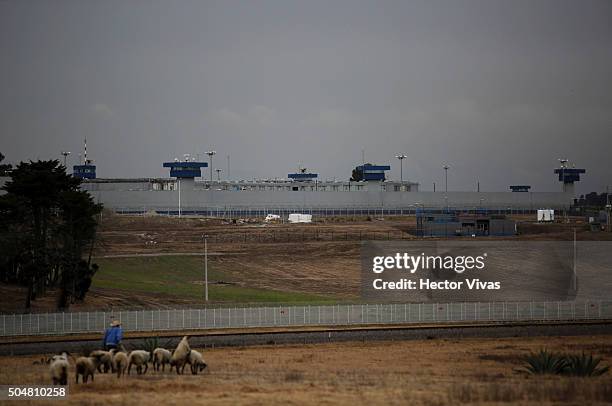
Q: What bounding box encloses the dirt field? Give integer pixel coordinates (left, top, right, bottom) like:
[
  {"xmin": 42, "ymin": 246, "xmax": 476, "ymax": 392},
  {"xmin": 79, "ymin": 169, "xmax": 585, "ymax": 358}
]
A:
[
  {"xmin": 3, "ymin": 212, "xmax": 611, "ymax": 313},
  {"xmin": 0, "ymin": 335, "xmax": 611, "ymax": 405}
]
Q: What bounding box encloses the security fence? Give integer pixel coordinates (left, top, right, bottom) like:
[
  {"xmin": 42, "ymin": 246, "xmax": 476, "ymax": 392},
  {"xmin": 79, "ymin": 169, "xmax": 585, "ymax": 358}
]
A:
[
  {"xmin": 114, "ymin": 206, "xmax": 539, "ymax": 218},
  {"xmin": 1, "ymin": 301, "xmax": 609, "ymax": 337}
]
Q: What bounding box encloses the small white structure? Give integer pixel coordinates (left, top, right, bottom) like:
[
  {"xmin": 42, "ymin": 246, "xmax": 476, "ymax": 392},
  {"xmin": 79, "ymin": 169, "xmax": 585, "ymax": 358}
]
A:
[
  {"xmin": 537, "ymin": 209, "xmax": 555, "ymax": 222},
  {"xmin": 264, "ymin": 214, "xmax": 281, "ymax": 222},
  {"xmin": 288, "ymin": 213, "xmax": 312, "ymax": 223}
]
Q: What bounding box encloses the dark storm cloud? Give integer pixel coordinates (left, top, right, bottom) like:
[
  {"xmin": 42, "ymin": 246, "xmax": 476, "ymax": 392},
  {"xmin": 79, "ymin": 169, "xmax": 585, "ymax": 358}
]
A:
[{"xmin": 1, "ymin": 0, "xmax": 610, "ymax": 193}]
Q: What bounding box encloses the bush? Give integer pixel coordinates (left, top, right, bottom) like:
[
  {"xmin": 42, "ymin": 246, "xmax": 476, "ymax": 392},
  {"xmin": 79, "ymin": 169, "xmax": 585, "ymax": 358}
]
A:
[
  {"xmin": 523, "ymin": 349, "xmax": 568, "ymax": 375},
  {"xmin": 564, "ymin": 353, "xmax": 610, "ymax": 377}
]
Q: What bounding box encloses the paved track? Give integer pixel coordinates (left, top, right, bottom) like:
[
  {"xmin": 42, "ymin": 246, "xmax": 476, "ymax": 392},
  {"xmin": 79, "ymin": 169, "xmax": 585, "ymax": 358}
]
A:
[{"xmin": 1, "ymin": 320, "xmax": 611, "ymax": 356}]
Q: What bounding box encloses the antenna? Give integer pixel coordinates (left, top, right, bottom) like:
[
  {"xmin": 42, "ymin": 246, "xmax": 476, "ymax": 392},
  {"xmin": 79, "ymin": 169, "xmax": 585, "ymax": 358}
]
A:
[{"xmin": 84, "ymin": 138, "xmax": 87, "ymax": 164}]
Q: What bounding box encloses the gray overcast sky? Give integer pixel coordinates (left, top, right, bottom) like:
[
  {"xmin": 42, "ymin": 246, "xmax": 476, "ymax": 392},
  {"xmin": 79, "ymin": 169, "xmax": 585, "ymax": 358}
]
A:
[{"xmin": 1, "ymin": 0, "xmax": 610, "ymax": 194}]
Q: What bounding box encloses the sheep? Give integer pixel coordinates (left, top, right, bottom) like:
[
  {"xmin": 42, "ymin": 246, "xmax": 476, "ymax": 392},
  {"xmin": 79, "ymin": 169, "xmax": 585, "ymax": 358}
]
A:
[
  {"xmin": 187, "ymin": 349, "xmax": 208, "ymax": 375},
  {"xmin": 90, "ymin": 350, "xmax": 113, "ymax": 373},
  {"xmin": 110, "ymin": 349, "xmax": 128, "ymax": 378},
  {"xmin": 127, "ymin": 350, "xmax": 151, "ymax": 375},
  {"xmin": 75, "ymin": 356, "xmax": 100, "ymax": 383},
  {"xmin": 49, "ymin": 352, "xmax": 69, "ymax": 385},
  {"xmin": 169, "ymin": 336, "xmax": 191, "ymax": 375},
  {"xmin": 152, "ymin": 348, "xmax": 172, "ymax": 372}
]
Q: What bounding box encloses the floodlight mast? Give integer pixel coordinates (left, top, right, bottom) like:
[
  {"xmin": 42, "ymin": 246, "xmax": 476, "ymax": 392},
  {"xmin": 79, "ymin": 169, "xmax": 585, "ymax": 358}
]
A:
[
  {"xmin": 206, "ymin": 151, "xmax": 216, "ymax": 182},
  {"xmin": 60, "ymin": 151, "xmax": 71, "ymax": 167},
  {"xmin": 443, "ymin": 164, "xmax": 450, "ymax": 193},
  {"xmin": 395, "ymin": 154, "xmax": 407, "ymax": 182}
]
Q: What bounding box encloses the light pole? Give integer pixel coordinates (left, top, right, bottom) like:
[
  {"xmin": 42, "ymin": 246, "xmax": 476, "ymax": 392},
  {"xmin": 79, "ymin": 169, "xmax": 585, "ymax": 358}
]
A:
[
  {"xmin": 215, "ymin": 168, "xmax": 222, "ymax": 181},
  {"xmin": 227, "ymin": 155, "xmax": 230, "ymax": 180},
  {"xmin": 61, "ymin": 151, "xmax": 71, "ymax": 168},
  {"xmin": 206, "ymin": 151, "xmax": 216, "ymax": 182},
  {"xmin": 606, "ymin": 185, "xmax": 611, "ymax": 232},
  {"xmin": 203, "ymin": 234, "xmax": 209, "ymax": 302},
  {"xmin": 443, "ymin": 164, "xmax": 449, "ymax": 193},
  {"xmin": 395, "ymin": 154, "xmax": 407, "ymax": 182}
]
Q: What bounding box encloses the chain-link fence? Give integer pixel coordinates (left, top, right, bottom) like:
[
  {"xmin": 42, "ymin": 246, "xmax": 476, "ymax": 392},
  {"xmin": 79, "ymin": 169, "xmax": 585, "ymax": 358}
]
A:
[{"xmin": 1, "ymin": 301, "xmax": 609, "ymax": 337}]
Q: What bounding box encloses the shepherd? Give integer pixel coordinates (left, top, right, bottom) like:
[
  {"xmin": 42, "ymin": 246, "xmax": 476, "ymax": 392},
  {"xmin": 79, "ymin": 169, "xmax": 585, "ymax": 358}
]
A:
[{"xmin": 103, "ymin": 319, "xmax": 123, "ymax": 351}]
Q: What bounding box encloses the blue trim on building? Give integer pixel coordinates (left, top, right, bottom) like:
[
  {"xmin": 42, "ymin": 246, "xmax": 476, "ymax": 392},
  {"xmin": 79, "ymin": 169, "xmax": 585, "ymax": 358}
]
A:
[
  {"xmin": 73, "ymin": 164, "xmax": 97, "ymax": 179},
  {"xmin": 288, "ymin": 173, "xmax": 318, "ymax": 180},
  {"xmin": 163, "ymin": 161, "xmax": 208, "ymax": 178}
]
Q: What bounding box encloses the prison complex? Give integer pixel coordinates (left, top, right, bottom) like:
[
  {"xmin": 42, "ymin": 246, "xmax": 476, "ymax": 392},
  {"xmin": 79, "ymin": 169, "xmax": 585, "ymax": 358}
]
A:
[{"xmin": 66, "ymin": 156, "xmax": 584, "ymax": 217}]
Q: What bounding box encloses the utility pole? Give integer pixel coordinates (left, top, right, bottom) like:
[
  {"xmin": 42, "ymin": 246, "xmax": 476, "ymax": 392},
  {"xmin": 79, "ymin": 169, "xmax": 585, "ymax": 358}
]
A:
[
  {"xmin": 203, "ymin": 234, "xmax": 209, "ymax": 301},
  {"xmin": 215, "ymin": 168, "xmax": 222, "ymax": 181},
  {"xmin": 227, "ymin": 155, "xmax": 230, "ymax": 180}
]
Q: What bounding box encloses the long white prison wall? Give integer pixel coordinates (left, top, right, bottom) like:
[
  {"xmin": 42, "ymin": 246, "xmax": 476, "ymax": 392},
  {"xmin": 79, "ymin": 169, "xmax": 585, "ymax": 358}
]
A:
[{"xmin": 83, "ymin": 183, "xmax": 572, "ymax": 212}]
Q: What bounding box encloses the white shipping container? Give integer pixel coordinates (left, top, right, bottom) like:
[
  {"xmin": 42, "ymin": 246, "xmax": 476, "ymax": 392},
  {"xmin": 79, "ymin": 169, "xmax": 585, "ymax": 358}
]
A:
[
  {"xmin": 288, "ymin": 213, "xmax": 312, "ymax": 223},
  {"xmin": 537, "ymin": 209, "xmax": 554, "ymax": 222}
]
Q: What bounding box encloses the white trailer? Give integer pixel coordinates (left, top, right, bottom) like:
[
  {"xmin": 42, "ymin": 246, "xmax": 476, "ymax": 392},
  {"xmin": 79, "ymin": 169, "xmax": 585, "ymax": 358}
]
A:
[
  {"xmin": 537, "ymin": 209, "xmax": 555, "ymax": 222},
  {"xmin": 288, "ymin": 213, "xmax": 312, "ymax": 223}
]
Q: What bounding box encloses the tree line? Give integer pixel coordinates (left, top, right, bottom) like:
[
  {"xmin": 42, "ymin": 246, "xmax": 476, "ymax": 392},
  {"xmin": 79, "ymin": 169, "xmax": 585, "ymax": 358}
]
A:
[{"xmin": 0, "ymin": 153, "xmax": 102, "ymax": 311}]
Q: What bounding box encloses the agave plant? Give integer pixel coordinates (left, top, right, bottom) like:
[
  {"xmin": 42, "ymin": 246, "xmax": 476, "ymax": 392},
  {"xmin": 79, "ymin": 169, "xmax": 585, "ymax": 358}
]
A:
[
  {"xmin": 523, "ymin": 349, "xmax": 568, "ymax": 375},
  {"xmin": 563, "ymin": 352, "xmax": 610, "ymax": 377}
]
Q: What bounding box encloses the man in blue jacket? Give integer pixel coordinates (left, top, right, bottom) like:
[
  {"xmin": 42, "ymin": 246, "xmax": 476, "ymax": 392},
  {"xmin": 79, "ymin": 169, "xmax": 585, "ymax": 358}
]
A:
[{"xmin": 103, "ymin": 319, "xmax": 123, "ymax": 351}]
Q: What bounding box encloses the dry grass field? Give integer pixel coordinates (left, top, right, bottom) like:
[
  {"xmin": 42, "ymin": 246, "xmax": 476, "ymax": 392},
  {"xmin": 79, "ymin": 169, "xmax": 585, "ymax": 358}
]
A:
[{"xmin": 1, "ymin": 335, "xmax": 611, "ymax": 405}]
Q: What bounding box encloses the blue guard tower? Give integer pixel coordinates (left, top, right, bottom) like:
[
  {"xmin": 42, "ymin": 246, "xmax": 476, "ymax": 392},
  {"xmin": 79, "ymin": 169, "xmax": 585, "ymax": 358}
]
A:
[
  {"xmin": 353, "ymin": 163, "xmax": 391, "ymax": 181},
  {"xmin": 553, "ymin": 159, "xmax": 585, "ymax": 197},
  {"xmin": 162, "ymin": 155, "xmax": 208, "ymax": 217},
  {"xmin": 73, "ymin": 138, "xmax": 97, "ymax": 179},
  {"xmin": 163, "ymin": 158, "xmax": 208, "ymax": 178},
  {"xmin": 288, "ymin": 167, "xmax": 318, "ymax": 182}
]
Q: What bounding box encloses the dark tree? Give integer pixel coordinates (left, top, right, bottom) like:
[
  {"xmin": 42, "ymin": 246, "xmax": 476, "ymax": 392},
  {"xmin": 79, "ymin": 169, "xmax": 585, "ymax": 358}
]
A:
[
  {"xmin": 0, "ymin": 160, "xmax": 102, "ymax": 310},
  {"xmin": 0, "ymin": 152, "xmax": 12, "ymax": 176}
]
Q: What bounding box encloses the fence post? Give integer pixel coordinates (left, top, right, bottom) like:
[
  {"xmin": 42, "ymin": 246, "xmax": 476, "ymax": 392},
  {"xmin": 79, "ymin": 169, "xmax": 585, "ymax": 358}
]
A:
[
  {"xmin": 347, "ymin": 305, "xmax": 350, "ymax": 325},
  {"xmin": 599, "ymin": 301, "xmax": 602, "ymax": 318}
]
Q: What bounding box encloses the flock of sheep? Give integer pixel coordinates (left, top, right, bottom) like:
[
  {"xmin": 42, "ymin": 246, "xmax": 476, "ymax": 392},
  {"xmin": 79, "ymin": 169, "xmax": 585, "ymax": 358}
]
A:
[{"xmin": 49, "ymin": 336, "xmax": 207, "ymax": 384}]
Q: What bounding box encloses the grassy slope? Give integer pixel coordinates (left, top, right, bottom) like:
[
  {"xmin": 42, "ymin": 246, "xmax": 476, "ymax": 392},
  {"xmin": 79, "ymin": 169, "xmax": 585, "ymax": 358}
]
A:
[{"xmin": 93, "ymin": 255, "xmax": 334, "ymax": 303}]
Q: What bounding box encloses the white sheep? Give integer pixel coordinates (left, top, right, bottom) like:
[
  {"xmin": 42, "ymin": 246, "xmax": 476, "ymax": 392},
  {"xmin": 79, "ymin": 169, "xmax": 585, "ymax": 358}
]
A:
[
  {"xmin": 49, "ymin": 352, "xmax": 69, "ymax": 385},
  {"xmin": 170, "ymin": 336, "xmax": 191, "ymax": 375},
  {"xmin": 90, "ymin": 350, "xmax": 113, "ymax": 373},
  {"xmin": 110, "ymin": 349, "xmax": 129, "ymax": 378},
  {"xmin": 75, "ymin": 356, "xmax": 100, "ymax": 383},
  {"xmin": 152, "ymin": 348, "xmax": 172, "ymax": 372},
  {"xmin": 187, "ymin": 349, "xmax": 208, "ymax": 375},
  {"xmin": 127, "ymin": 350, "xmax": 151, "ymax": 375}
]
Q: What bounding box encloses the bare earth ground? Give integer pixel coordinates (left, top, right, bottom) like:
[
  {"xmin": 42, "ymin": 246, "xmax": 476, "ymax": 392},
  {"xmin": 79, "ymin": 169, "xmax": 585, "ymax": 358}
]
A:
[{"xmin": 1, "ymin": 335, "xmax": 611, "ymax": 405}]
